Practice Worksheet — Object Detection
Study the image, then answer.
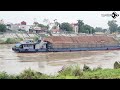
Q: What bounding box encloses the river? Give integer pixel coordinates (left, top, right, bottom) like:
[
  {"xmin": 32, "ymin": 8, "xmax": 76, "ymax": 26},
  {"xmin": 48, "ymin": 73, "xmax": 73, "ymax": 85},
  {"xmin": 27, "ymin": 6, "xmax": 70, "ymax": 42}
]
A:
[{"xmin": 0, "ymin": 44, "xmax": 120, "ymax": 75}]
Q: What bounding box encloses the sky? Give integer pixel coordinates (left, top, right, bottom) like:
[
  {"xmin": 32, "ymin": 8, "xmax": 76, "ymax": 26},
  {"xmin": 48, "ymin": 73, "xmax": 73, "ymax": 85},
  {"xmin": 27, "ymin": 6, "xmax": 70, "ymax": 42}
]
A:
[{"xmin": 0, "ymin": 11, "xmax": 120, "ymax": 29}]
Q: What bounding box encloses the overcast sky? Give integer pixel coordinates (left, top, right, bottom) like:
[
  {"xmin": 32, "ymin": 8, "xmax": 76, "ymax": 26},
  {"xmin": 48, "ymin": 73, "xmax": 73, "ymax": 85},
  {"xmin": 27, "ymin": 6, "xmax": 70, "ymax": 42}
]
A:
[{"xmin": 0, "ymin": 11, "xmax": 120, "ymax": 29}]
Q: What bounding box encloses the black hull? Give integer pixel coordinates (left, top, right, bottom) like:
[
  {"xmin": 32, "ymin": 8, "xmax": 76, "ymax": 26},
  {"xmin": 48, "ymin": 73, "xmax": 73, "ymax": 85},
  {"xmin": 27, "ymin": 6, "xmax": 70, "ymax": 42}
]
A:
[{"xmin": 12, "ymin": 46, "xmax": 120, "ymax": 53}]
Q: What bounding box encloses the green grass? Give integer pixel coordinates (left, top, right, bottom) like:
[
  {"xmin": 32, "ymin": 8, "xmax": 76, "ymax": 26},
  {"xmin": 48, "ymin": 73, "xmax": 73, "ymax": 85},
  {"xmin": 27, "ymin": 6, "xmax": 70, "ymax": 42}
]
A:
[
  {"xmin": 0, "ymin": 38, "xmax": 23, "ymax": 44},
  {"xmin": 80, "ymin": 69, "xmax": 120, "ymax": 79},
  {"xmin": 0, "ymin": 63, "xmax": 120, "ymax": 79}
]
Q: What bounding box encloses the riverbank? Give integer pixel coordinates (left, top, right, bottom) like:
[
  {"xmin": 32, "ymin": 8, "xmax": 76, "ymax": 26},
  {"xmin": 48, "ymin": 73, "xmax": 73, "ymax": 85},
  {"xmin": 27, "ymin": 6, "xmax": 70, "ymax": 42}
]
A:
[
  {"xmin": 0, "ymin": 36, "xmax": 39, "ymax": 44},
  {"xmin": 1, "ymin": 63, "xmax": 120, "ymax": 79}
]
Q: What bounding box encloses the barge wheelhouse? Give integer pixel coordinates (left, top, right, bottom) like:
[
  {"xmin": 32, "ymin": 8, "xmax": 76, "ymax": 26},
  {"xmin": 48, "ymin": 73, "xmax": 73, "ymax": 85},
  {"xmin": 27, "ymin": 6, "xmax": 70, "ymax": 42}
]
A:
[{"xmin": 12, "ymin": 39, "xmax": 47, "ymax": 52}]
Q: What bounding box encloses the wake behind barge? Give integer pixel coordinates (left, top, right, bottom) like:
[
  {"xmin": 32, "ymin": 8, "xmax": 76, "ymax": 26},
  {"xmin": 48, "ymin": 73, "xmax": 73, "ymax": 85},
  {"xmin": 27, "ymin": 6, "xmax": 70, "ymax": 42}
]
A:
[{"xmin": 12, "ymin": 35, "xmax": 120, "ymax": 53}]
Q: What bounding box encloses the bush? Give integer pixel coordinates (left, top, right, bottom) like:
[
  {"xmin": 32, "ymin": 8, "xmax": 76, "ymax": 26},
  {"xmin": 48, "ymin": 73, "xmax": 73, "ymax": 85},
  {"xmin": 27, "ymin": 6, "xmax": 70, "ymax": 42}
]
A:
[
  {"xmin": 18, "ymin": 69, "xmax": 49, "ymax": 79},
  {"xmin": 114, "ymin": 61, "xmax": 120, "ymax": 69},
  {"xmin": 18, "ymin": 69, "xmax": 39, "ymax": 79},
  {"xmin": 5, "ymin": 38, "xmax": 15, "ymax": 44},
  {"xmin": 93, "ymin": 66, "xmax": 102, "ymax": 71},
  {"xmin": 15, "ymin": 38, "xmax": 23, "ymax": 43},
  {"xmin": 0, "ymin": 72, "xmax": 10, "ymax": 79},
  {"xmin": 4, "ymin": 38, "xmax": 23, "ymax": 44},
  {"xmin": 33, "ymin": 36, "xmax": 39, "ymax": 41},
  {"xmin": 58, "ymin": 65, "xmax": 83, "ymax": 77},
  {"xmin": 83, "ymin": 64, "xmax": 91, "ymax": 71}
]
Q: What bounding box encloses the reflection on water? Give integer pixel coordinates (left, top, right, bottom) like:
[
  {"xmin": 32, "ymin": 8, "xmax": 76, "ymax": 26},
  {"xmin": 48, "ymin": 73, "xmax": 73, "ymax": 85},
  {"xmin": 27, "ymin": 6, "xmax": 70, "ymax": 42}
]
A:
[{"xmin": 0, "ymin": 44, "xmax": 120, "ymax": 75}]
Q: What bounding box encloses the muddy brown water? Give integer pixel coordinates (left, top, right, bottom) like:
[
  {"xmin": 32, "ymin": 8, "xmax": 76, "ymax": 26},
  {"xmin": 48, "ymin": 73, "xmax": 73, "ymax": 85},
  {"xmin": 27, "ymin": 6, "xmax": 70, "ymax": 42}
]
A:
[{"xmin": 0, "ymin": 44, "xmax": 120, "ymax": 75}]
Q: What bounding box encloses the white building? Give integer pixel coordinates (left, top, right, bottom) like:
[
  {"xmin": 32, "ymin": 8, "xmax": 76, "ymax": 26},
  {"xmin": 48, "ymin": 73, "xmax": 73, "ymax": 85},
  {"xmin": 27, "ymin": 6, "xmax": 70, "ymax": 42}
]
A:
[
  {"xmin": 0, "ymin": 19, "xmax": 4, "ymax": 24},
  {"xmin": 71, "ymin": 23, "xmax": 79, "ymax": 34},
  {"xmin": 19, "ymin": 25, "xmax": 31, "ymax": 32},
  {"xmin": 10, "ymin": 24, "xmax": 20, "ymax": 31}
]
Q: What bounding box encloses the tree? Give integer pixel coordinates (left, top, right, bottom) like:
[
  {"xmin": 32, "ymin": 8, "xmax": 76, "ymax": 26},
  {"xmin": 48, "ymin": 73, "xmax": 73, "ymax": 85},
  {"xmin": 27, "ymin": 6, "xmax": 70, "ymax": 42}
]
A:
[
  {"xmin": 38, "ymin": 24, "xmax": 48, "ymax": 29},
  {"xmin": 117, "ymin": 26, "xmax": 120, "ymax": 33},
  {"xmin": 77, "ymin": 20, "xmax": 84, "ymax": 33},
  {"xmin": 38, "ymin": 24, "xmax": 46, "ymax": 28},
  {"xmin": 108, "ymin": 20, "xmax": 118, "ymax": 34},
  {"xmin": 83, "ymin": 25, "xmax": 95, "ymax": 34},
  {"xmin": 95, "ymin": 27, "xmax": 103, "ymax": 32},
  {"xmin": 0, "ymin": 24, "xmax": 7, "ymax": 32},
  {"xmin": 60, "ymin": 22, "xmax": 73, "ymax": 32}
]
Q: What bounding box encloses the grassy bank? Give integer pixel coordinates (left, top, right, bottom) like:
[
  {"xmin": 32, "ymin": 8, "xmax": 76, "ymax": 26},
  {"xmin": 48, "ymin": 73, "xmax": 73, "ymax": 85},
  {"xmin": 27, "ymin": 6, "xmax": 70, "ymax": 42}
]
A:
[
  {"xmin": 1, "ymin": 62, "xmax": 120, "ymax": 79},
  {"xmin": 0, "ymin": 38, "xmax": 23, "ymax": 44},
  {"xmin": 0, "ymin": 36, "xmax": 39, "ymax": 44}
]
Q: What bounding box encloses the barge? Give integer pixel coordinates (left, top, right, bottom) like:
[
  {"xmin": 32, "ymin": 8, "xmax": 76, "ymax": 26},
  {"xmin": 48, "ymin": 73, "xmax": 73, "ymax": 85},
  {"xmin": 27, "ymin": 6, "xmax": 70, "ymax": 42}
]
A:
[{"xmin": 12, "ymin": 35, "xmax": 120, "ymax": 53}]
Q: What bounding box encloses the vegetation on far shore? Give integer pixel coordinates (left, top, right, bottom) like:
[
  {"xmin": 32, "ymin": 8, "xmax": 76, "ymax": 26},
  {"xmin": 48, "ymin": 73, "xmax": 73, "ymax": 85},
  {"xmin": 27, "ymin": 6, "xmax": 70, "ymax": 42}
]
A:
[
  {"xmin": 0, "ymin": 36, "xmax": 40, "ymax": 44},
  {"xmin": 0, "ymin": 61, "xmax": 120, "ymax": 79}
]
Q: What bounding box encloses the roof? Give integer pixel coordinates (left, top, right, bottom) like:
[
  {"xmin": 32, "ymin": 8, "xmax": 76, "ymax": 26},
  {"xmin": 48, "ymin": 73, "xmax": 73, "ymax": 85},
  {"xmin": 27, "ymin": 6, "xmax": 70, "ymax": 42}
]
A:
[{"xmin": 43, "ymin": 35, "xmax": 119, "ymax": 45}]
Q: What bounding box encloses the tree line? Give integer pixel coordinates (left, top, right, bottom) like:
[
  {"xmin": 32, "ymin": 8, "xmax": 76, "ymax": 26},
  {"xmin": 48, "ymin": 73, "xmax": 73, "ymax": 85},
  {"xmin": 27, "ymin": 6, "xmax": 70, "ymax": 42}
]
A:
[{"xmin": 0, "ymin": 20, "xmax": 120, "ymax": 34}]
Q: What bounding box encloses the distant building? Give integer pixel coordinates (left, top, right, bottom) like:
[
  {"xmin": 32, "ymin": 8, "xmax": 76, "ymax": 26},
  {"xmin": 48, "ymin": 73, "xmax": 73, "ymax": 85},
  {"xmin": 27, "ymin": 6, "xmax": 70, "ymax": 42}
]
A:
[
  {"xmin": 21, "ymin": 21, "xmax": 26, "ymax": 25},
  {"xmin": 29, "ymin": 26, "xmax": 47, "ymax": 34},
  {"xmin": 6, "ymin": 21, "xmax": 31, "ymax": 32},
  {"xmin": 71, "ymin": 23, "xmax": 78, "ymax": 34},
  {"xmin": 20, "ymin": 21, "xmax": 27, "ymax": 30},
  {"xmin": 10, "ymin": 23, "xmax": 20, "ymax": 31}
]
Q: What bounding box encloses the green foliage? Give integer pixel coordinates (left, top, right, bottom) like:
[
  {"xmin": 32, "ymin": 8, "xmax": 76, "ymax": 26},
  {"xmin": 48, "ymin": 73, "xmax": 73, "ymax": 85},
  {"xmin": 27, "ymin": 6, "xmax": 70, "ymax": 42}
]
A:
[
  {"xmin": 58, "ymin": 65, "xmax": 83, "ymax": 77},
  {"xmin": 77, "ymin": 20, "xmax": 84, "ymax": 33},
  {"xmin": 60, "ymin": 22, "xmax": 73, "ymax": 32},
  {"xmin": 0, "ymin": 24, "xmax": 7, "ymax": 32},
  {"xmin": 33, "ymin": 36, "xmax": 39, "ymax": 41},
  {"xmin": 18, "ymin": 69, "xmax": 49, "ymax": 79},
  {"xmin": 93, "ymin": 66, "xmax": 102, "ymax": 71},
  {"xmin": 80, "ymin": 69, "xmax": 120, "ymax": 79},
  {"xmin": 38, "ymin": 24, "xmax": 48, "ymax": 29},
  {"xmin": 0, "ymin": 72, "xmax": 10, "ymax": 79},
  {"xmin": 83, "ymin": 64, "xmax": 91, "ymax": 71},
  {"xmin": 0, "ymin": 38, "xmax": 23, "ymax": 44},
  {"xmin": 114, "ymin": 61, "xmax": 120, "ymax": 69},
  {"xmin": 95, "ymin": 27, "xmax": 103, "ymax": 32},
  {"xmin": 108, "ymin": 20, "xmax": 118, "ymax": 34},
  {"xmin": 5, "ymin": 38, "xmax": 15, "ymax": 44},
  {"xmin": 18, "ymin": 69, "xmax": 38, "ymax": 79},
  {"xmin": 3, "ymin": 38, "xmax": 23, "ymax": 44},
  {"xmin": 1, "ymin": 62, "xmax": 120, "ymax": 79},
  {"xmin": 77, "ymin": 20, "xmax": 95, "ymax": 34},
  {"xmin": 83, "ymin": 24, "xmax": 95, "ymax": 34},
  {"xmin": 117, "ymin": 26, "xmax": 120, "ymax": 33}
]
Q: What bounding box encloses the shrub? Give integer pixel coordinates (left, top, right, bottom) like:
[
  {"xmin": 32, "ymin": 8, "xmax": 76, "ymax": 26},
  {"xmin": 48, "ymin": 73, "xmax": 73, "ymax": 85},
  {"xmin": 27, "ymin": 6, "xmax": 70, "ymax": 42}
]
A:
[
  {"xmin": 33, "ymin": 36, "xmax": 39, "ymax": 41},
  {"xmin": 18, "ymin": 69, "xmax": 38, "ymax": 79},
  {"xmin": 93, "ymin": 66, "xmax": 102, "ymax": 71},
  {"xmin": 5, "ymin": 38, "xmax": 15, "ymax": 44},
  {"xmin": 58, "ymin": 66, "xmax": 73, "ymax": 76},
  {"xmin": 4, "ymin": 38, "xmax": 23, "ymax": 44},
  {"xmin": 0, "ymin": 72, "xmax": 10, "ymax": 79},
  {"xmin": 83, "ymin": 64, "xmax": 91, "ymax": 71},
  {"xmin": 58, "ymin": 65, "xmax": 83, "ymax": 77},
  {"xmin": 114, "ymin": 61, "xmax": 120, "ymax": 69},
  {"xmin": 72, "ymin": 65, "xmax": 83, "ymax": 76},
  {"xmin": 18, "ymin": 69, "xmax": 49, "ymax": 79},
  {"xmin": 0, "ymin": 24, "xmax": 6, "ymax": 32}
]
